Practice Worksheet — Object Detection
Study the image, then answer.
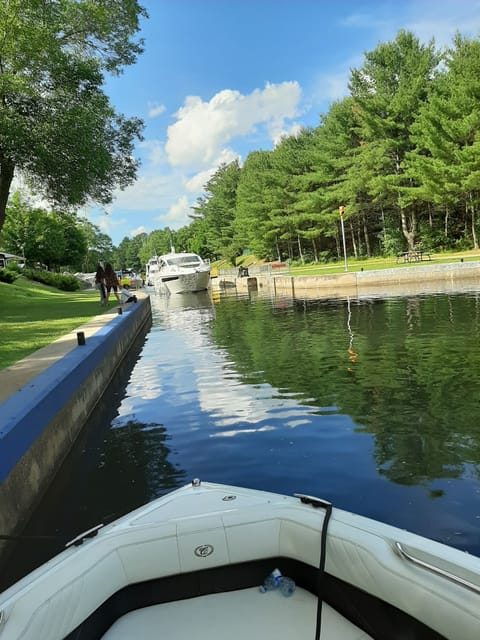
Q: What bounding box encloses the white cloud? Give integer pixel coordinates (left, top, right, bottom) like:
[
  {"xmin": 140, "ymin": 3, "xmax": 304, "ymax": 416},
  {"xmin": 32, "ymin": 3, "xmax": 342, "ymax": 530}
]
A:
[
  {"xmin": 316, "ymin": 1, "xmax": 480, "ymax": 112},
  {"xmin": 106, "ymin": 83, "xmax": 302, "ymax": 238},
  {"xmin": 111, "ymin": 172, "xmax": 185, "ymax": 211},
  {"xmin": 156, "ymin": 195, "xmax": 192, "ymax": 228},
  {"xmin": 339, "ymin": 1, "xmax": 480, "ymax": 50},
  {"xmin": 404, "ymin": 1, "xmax": 480, "ymax": 48},
  {"xmin": 184, "ymin": 168, "xmax": 215, "ymax": 193},
  {"xmin": 165, "ymin": 82, "xmax": 301, "ymax": 169},
  {"xmin": 312, "ymin": 68, "xmax": 351, "ymax": 105},
  {"xmin": 271, "ymin": 122, "xmax": 303, "ymax": 146},
  {"xmin": 184, "ymin": 148, "xmax": 240, "ymax": 193},
  {"xmin": 147, "ymin": 101, "xmax": 166, "ymax": 118},
  {"xmin": 131, "ymin": 225, "xmax": 148, "ymax": 237},
  {"xmin": 139, "ymin": 139, "xmax": 168, "ymax": 167},
  {"xmin": 340, "ymin": 12, "xmax": 390, "ymax": 30},
  {"xmin": 95, "ymin": 213, "xmax": 127, "ymax": 236}
]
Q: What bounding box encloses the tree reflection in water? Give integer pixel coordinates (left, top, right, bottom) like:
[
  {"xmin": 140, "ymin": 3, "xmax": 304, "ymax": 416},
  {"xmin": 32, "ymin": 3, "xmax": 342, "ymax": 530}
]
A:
[{"xmin": 211, "ymin": 291, "xmax": 480, "ymax": 492}]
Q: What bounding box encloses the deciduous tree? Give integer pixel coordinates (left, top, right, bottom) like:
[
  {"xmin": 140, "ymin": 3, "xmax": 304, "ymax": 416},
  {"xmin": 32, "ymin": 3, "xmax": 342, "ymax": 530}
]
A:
[{"xmin": 0, "ymin": 0, "xmax": 147, "ymax": 233}]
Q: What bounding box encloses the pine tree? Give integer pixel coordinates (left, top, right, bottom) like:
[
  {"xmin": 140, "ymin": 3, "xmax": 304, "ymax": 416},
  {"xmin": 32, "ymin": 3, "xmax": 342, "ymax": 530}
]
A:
[{"xmin": 349, "ymin": 30, "xmax": 439, "ymax": 250}]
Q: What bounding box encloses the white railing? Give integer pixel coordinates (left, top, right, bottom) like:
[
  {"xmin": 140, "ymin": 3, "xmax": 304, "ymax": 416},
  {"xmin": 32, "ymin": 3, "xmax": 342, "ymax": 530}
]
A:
[{"xmin": 217, "ymin": 263, "xmax": 290, "ymax": 278}]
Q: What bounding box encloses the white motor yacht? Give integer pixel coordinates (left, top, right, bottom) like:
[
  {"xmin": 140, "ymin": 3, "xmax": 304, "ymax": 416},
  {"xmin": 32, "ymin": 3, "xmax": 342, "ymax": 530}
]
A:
[
  {"xmin": 149, "ymin": 252, "xmax": 210, "ymax": 294},
  {"xmin": 145, "ymin": 256, "xmax": 160, "ymax": 286}
]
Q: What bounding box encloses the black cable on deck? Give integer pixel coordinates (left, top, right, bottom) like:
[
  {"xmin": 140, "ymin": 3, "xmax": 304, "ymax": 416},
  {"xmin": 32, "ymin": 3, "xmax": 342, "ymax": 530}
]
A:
[{"xmin": 315, "ymin": 501, "xmax": 332, "ymax": 640}]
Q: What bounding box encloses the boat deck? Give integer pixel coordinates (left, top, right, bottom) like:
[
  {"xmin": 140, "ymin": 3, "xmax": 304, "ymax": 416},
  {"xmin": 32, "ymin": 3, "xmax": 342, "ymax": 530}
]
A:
[{"xmin": 101, "ymin": 586, "xmax": 372, "ymax": 639}]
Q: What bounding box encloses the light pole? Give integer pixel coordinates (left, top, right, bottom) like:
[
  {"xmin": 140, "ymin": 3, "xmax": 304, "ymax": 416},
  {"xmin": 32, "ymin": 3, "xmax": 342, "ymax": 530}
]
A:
[{"xmin": 339, "ymin": 205, "xmax": 348, "ymax": 271}]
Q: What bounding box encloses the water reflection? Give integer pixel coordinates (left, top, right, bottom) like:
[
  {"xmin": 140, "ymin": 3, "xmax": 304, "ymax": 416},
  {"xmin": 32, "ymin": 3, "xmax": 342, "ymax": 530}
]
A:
[
  {"xmin": 346, "ymin": 296, "xmax": 358, "ymax": 373},
  {"xmin": 237, "ymin": 292, "xmax": 480, "ymax": 483},
  {"xmin": 0, "ymin": 327, "xmax": 185, "ymax": 590},
  {"xmin": 5, "ymin": 284, "xmax": 480, "ymax": 588},
  {"xmin": 206, "ymin": 288, "xmax": 480, "ymax": 552}
]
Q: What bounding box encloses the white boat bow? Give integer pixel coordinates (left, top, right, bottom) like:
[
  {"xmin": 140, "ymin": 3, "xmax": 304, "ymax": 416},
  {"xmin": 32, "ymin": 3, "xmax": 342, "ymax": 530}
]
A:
[{"xmin": 0, "ymin": 480, "xmax": 479, "ymax": 639}]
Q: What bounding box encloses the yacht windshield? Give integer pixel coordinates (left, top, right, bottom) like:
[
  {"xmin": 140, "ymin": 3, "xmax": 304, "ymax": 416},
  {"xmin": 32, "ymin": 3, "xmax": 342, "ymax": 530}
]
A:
[{"xmin": 167, "ymin": 256, "xmax": 201, "ymax": 266}]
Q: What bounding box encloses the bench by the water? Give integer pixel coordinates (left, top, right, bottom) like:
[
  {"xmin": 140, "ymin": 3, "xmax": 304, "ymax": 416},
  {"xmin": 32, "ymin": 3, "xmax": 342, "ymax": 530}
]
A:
[{"xmin": 396, "ymin": 249, "xmax": 432, "ymax": 263}]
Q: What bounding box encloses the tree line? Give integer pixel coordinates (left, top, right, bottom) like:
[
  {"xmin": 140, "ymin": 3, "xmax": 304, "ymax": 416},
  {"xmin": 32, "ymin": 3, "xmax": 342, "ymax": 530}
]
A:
[
  {"xmin": 3, "ymin": 28, "xmax": 480, "ymax": 272},
  {"xmin": 182, "ymin": 30, "xmax": 480, "ymax": 263},
  {"xmin": 0, "ymin": 192, "xmax": 187, "ymax": 274}
]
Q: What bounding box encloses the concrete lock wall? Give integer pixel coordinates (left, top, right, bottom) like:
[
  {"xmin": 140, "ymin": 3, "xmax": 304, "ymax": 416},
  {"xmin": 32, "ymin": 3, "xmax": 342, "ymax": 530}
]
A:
[
  {"xmin": 233, "ymin": 261, "xmax": 480, "ymax": 299},
  {"xmin": 0, "ymin": 297, "xmax": 152, "ymax": 557}
]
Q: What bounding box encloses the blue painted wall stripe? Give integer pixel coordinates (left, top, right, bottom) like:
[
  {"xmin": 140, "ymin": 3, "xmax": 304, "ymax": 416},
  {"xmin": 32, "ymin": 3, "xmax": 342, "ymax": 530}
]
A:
[{"xmin": 0, "ymin": 305, "xmax": 144, "ymax": 484}]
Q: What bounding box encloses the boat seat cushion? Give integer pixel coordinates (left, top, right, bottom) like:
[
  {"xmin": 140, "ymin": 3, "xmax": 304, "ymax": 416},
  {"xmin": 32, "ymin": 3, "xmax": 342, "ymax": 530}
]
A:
[{"xmin": 101, "ymin": 586, "xmax": 372, "ymax": 640}]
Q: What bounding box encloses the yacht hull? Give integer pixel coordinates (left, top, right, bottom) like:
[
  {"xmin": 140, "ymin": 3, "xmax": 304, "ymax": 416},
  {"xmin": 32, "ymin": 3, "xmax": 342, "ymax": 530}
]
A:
[
  {"xmin": 147, "ymin": 252, "xmax": 211, "ymax": 295},
  {"xmin": 161, "ymin": 268, "xmax": 210, "ymax": 294}
]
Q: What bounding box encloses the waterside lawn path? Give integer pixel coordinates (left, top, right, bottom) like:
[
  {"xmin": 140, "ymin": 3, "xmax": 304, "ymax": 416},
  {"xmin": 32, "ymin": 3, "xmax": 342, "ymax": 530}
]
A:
[{"xmin": 0, "ymin": 277, "xmax": 118, "ymax": 370}]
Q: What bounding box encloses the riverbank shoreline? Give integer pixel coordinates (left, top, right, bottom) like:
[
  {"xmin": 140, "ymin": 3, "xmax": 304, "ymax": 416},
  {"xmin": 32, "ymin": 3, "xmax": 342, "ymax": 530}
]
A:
[{"xmin": 226, "ymin": 260, "xmax": 480, "ymax": 299}]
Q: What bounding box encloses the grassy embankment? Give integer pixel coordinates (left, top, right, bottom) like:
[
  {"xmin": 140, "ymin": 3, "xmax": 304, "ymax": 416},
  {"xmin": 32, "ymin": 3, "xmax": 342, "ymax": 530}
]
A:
[
  {"xmin": 0, "ymin": 276, "xmax": 116, "ymax": 370},
  {"xmin": 288, "ymin": 250, "xmax": 480, "ymax": 276},
  {"xmin": 212, "ymin": 249, "xmax": 480, "ymax": 277}
]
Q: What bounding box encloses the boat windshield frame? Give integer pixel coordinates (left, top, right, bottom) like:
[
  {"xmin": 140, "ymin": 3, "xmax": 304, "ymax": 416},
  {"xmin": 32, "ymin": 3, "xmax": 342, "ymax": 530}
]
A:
[{"xmin": 165, "ymin": 255, "xmax": 202, "ymax": 267}]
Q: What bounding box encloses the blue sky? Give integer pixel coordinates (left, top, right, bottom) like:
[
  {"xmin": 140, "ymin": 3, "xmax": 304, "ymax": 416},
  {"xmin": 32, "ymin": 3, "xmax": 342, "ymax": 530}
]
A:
[{"xmin": 84, "ymin": 0, "xmax": 480, "ymax": 245}]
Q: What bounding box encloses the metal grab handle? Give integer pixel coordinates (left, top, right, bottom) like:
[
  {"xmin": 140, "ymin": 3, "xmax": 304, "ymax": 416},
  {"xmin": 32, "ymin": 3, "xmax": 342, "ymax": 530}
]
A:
[
  {"xmin": 65, "ymin": 524, "xmax": 104, "ymax": 548},
  {"xmin": 294, "ymin": 493, "xmax": 332, "ymax": 509},
  {"xmin": 394, "ymin": 542, "xmax": 480, "ymax": 595}
]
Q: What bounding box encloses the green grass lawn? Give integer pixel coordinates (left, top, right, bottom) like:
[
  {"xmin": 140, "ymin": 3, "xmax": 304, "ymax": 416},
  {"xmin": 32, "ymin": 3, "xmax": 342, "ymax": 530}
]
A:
[
  {"xmin": 211, "ymin": 249, "xmax": 480, "ymax": 277},
  {"xmin": 288, "ymin": 250, "xmax": 480, "ymax": 276},
  {"xmin": 0, "ymin": 277, "xmax": 118, "ymax": 369}
]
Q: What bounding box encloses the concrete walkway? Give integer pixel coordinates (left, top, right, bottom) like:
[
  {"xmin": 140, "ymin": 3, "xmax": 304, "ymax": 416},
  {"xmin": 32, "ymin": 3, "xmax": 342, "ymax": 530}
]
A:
[
  {"xmin": 233, "ymin": 260, "xmax": 480, "ymax": 300},
  {"xmin": 0, "ymin": 303, "xmax": 134, "ymax": 405}
]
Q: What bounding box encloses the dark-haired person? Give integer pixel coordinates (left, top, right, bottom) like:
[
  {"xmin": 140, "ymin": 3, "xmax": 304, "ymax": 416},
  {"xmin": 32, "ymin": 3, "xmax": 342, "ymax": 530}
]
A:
[
  {"xmin": 104, "ymin": 263, "xmax": 120, "ymax": 303},
  {"xmin": 95, "ymin": 263, "xmax": 107, "ymax": 306}
]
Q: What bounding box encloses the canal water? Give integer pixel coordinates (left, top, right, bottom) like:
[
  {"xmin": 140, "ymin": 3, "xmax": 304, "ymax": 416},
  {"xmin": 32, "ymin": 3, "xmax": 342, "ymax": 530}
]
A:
[{"xmin": 3, "ymin": 284, "xmax": 480, "ymax": 588}]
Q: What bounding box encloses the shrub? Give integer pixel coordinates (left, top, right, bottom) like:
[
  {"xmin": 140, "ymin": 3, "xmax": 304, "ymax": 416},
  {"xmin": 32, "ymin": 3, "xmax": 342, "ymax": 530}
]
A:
[
  {"xmin": 416, "ymin": 223, "xmax": 453, "ymax": 252},
  {"xmin": 454, "ymin": 236, "xmax": 473, "ymax": 252},
  {"xmin": 5, "ymin": 262, "xmax": 22, "ymax": 274},
  {"xmin": 24, "ymin": 268, "xmax": 80, "ymax": 291},
  {"xmin": 317, "ymin": 250, "xmax": 334, "ymax": 263},
  {"xmin": 379, "ymin": 228, "xmax": 405, "ymax": 256},
  {"xmin": 0, "ymin": 268, "xmax": 17, "ymax": 283}
]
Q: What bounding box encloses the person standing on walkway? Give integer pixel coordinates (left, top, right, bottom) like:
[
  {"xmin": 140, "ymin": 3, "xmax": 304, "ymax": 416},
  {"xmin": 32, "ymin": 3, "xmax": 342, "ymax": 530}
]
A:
[
  {"xmin": 95, "ymin": 263, "xmax": 107, "ymax": 306},
  {"xmin": 104, "ymin": 263, "xmax": 121, "ymax": 303}
]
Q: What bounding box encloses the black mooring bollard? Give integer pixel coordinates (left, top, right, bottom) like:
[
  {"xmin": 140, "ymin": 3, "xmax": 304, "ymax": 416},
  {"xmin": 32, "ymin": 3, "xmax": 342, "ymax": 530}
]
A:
[
  {"xmin": 77, "ymin": 331, "xmax": 86, "ymax": 346},
  {"xmin": 117, "ymin": 307, "xmax": 123, "ymax": 315}
]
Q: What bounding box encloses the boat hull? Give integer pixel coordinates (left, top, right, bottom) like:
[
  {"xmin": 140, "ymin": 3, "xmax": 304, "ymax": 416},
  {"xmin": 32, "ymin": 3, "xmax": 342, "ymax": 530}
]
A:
[
  {"xmin": 161, "ymin": 268, "xmax": 210, "ymax": 294},
  {"xmin": 0, "ymin": 482, "xmax": 479, "ymax": 640},
  {"xmin": 147, "ymin": 252, "xmax": 211, "ymax": 294}
]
